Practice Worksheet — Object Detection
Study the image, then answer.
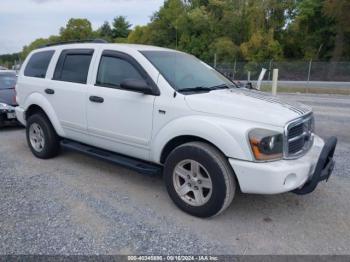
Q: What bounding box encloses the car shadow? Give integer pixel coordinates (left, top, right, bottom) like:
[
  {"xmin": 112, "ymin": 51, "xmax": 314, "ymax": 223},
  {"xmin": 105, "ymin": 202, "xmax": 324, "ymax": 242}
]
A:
[
  {"xmin": 0, "ymin": 124, "xmax": 24, "ymax": 132},
  {"xmin": 52, "ymin": 144, "xmax": 346, "ymax": 227}
]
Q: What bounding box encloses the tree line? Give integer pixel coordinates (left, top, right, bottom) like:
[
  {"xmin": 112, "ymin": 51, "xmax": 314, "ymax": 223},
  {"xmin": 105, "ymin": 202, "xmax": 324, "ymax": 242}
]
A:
[{"xmin": 1, "ymin": 0, "xmax": 349, "ymax": 68}]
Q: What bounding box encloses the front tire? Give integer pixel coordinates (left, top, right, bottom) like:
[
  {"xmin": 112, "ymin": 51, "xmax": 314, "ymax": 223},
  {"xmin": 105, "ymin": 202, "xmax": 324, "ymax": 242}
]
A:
[
  {"xmin": 164, "ymin": 142, "xmax": 236, "ymax": 218},
  {"xmin": 26, "ymin": 113, "xmax": 60, "ymax": 159}
]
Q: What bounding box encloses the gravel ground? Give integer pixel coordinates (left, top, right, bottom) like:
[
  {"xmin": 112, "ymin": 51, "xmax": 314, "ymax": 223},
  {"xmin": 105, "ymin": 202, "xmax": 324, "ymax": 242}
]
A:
[{"xmin": 0, "ymin": 93, "xmax": 349, "ymax": 255}]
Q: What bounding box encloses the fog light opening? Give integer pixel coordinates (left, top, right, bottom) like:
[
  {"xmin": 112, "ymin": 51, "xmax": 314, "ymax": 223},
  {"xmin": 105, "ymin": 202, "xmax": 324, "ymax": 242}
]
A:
[{"xmin": 284, "ymin": 173, "xmax": 297, "ymax": 188}]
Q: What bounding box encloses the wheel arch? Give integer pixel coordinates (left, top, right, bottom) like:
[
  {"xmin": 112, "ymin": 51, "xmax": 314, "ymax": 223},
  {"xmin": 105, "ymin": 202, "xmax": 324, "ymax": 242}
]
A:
[
  {"xmin": 23, "ymin": 93, "xmax": 65, "ymax": 137},
  {"xmin": 151, "ymin": 116, "xmax": 250, "ymax": 164},
  {"xmin": 160, "ymin": 135, "xmax": 223, "ymax": 164},
  {"xmin": 159, "ymin": 135, "xmax": 242, "ymax": 191},
  {"xmin": 26, "ymin": 104, "xmax": 46, "ymax": 119}
]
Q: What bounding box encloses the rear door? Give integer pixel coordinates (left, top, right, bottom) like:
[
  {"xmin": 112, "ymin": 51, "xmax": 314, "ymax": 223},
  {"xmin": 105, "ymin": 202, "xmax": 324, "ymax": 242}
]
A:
[{"xmin": 49, "ymin": 48, "xmax": 95, "ymax": 141}]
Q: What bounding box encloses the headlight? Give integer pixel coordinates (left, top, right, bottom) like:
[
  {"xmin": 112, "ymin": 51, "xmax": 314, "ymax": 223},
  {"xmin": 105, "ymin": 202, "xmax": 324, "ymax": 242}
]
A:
[
  {"xmin": 249, "ymin": 129, "xmax": 283, "ymax": 161},
  {"xmin": 0, "ymin": 103, "xmax": 10, "ymax": 110}
]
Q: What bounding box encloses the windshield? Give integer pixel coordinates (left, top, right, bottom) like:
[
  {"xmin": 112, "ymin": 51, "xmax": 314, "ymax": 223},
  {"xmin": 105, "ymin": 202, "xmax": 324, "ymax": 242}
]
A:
[
  {"xmin": 141, "ymin": 51, "xmax": 235, "ymax": 92},
  {"xmin": 0, "ymin": 73, "xmax": 16, "ymax": 90}
]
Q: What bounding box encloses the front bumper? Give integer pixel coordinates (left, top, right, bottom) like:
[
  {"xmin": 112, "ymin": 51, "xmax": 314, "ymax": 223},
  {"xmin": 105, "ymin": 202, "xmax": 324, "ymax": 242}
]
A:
[
  {"xmin": 229, "ymin": 135, "xmax": 336, "ymax": 194},
  {"xmin": 293, "ymin": 136, "xmax": 337, "ymax": 195}
]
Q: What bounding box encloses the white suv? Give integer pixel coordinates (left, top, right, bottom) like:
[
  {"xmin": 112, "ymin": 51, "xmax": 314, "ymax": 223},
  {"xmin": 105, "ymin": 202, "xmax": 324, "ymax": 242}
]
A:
[{"xmin": 15, "ymin": 41, "xmax": 337, "ymax": 217}]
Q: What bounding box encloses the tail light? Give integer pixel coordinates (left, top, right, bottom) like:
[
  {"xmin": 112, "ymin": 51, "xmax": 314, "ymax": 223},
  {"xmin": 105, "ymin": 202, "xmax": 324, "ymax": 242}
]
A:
[{"xmin": 13, "ymin": 85, "xmax": 17, "ymax": 105}]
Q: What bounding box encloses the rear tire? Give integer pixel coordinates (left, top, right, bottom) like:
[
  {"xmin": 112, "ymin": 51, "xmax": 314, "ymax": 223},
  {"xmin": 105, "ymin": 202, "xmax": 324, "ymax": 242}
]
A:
[
  {"xmin": 26, "ymin": 113, "xmax": 60, "ymax": 159},
  {"xmin": 164, "ymin": 142, "xmax": 236, "ymax": 218}
]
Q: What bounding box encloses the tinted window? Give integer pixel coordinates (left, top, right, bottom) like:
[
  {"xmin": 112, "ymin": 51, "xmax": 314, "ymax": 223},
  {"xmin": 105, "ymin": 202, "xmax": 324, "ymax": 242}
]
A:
[
  {"xmin": 96, "ymin": 56, "xmax": 143, "ymax": 88},
  {"xmin": 0, "ymin": 73, "xmax": 17, "ymax": 90},
  {"xmin": 53, "ymin": 49, "xmax": 93, "ymax": 84},
  {"xmin": 59, "ymin": 54, "xmax": 92, "ymax": 84},
  {"xmin": 24, "ymin": 50, "xmax": 54, "ymax": 78}
]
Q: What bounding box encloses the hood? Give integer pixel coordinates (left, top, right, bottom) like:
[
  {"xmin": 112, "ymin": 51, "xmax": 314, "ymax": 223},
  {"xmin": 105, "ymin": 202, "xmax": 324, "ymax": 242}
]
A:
[{"xmin": 184, "ymin": 89, "xmax": 312, "ymax": 127}]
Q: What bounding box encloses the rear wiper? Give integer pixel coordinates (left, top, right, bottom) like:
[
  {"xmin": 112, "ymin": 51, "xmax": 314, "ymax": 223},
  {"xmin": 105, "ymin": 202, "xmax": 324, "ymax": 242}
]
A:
[{"xmin": 177, "ymin": 86, "xmax": 212, "ymax": 93}]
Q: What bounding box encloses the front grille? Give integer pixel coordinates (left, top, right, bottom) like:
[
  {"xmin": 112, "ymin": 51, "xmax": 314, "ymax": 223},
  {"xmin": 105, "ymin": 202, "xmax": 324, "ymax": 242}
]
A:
[
  {"xmin": 289, "ymin": 139, "xmax": 305, "ymax": 154},
  {"xmin": 288, "ymin": 124, "xmax": 304, "ymax": 140},
  {"xmin": 285, "ymin": 114, "xmax": 314, "ymax": 158}
]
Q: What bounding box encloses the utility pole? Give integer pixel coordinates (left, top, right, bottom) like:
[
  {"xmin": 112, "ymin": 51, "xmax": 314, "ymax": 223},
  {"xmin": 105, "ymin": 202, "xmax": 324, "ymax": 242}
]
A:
[
  {"xmin": 233, "ymin": 59, "xmax": 237, "ymax": 80},
  {"xmin": 268, "ymin": 59, "xmax": 273, "ymax": 81},
  {"xmin": 307, "ymin": 59, "xmax": 313, "ymax": 94},
  {"xmin": 272, "ymin": 69, "xmax": 279, "ymax": 96}
]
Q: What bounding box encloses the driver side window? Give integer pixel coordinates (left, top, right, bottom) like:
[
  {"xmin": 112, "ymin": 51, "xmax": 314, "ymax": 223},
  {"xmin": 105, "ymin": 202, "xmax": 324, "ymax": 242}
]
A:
[{"xmin": 96, "ymin": 55, "xmax": 144, "ymax": 89}]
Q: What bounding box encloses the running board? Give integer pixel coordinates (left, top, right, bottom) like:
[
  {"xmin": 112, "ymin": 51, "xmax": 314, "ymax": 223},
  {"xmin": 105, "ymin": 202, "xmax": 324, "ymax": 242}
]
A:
[{"xmin": 61, "ymin": 139, "xmax": 162, "ymax": 176}]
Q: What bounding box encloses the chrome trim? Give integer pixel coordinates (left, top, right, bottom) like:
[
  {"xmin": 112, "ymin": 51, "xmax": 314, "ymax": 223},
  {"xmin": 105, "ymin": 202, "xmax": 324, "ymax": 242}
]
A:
[
  {"xmin": 288, "ymin": 131, "xmax": 308, "ymax": 142},
  {"xmin": 284, "ymin": 113, "xmax": 314, "ymax": 160}
]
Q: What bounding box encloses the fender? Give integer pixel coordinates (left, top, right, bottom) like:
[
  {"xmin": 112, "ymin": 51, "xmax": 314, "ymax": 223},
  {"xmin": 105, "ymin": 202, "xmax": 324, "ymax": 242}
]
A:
[
  {"xmin": 23, "ymin": 92, "xmax": 66, "ymax": 137},
  {"xmin": 150, "ymin": 115, "xmax": 254, "ymax": 163}
]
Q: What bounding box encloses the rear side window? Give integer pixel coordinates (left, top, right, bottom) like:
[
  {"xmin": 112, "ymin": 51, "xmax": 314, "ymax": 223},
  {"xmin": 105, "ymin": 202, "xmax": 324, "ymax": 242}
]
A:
[
  {"xmin": 96, "ymin": 56, "xmax": 144, "ymax": 88},
  {"xmin": 24, "ymin": 50, "xmax": 54, "ymax": 78},
  {"xmin": 53, "ymin": 49, "xmax": 94, "ymax": 84}
]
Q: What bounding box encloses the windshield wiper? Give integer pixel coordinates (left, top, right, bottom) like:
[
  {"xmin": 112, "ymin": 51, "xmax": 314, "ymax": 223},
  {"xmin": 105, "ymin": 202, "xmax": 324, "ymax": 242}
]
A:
[
  {"xmin": 177, "ymin": 86, "xmax": 212, "ymax": 93},
  {"xmin": 177, "ymin": 83, "xmax": 237, "ymax": 93},
  {"xmin": 209, "ymin": 84, "xmax": 232, "ymax": 90}
]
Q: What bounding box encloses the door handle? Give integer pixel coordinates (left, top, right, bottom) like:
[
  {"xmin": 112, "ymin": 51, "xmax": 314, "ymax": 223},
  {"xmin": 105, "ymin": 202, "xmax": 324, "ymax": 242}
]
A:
[
  {"xmin": 45, "ymin": 88, "xmax": 55, "ymax": 95},
  {"xmin": 89, "ymin": 96, "xmax": 104, "ymax": 103}
]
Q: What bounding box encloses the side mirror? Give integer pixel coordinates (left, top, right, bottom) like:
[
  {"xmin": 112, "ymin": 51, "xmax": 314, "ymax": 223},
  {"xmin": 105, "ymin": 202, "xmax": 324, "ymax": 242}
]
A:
[{"xmin": 120, "ymin": 79, "xmax": 153, "ymax": 95}]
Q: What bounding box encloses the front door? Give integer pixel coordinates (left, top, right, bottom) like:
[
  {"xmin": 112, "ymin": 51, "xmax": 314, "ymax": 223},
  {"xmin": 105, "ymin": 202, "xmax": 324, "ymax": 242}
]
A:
[{"xmin": 86, "ymin": 51, "xmax": 156, "ymax": 160}]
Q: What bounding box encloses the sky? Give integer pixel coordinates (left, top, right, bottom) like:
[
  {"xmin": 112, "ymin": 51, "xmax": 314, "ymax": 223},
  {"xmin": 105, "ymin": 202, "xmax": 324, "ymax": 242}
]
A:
[{"xmin": 0, "ymin": 0, "xmax": 164, "ymax": 55}]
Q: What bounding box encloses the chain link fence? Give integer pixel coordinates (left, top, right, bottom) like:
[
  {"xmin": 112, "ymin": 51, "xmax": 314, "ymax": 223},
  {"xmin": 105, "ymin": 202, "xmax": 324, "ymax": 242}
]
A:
[{"xmin": 214, "ymin": 61, "xmax": 350, "ymax": 82}]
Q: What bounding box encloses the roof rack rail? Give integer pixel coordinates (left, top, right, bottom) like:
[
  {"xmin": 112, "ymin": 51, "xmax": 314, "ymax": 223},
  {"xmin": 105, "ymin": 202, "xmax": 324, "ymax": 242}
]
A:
[{"xmin": 40, "ymin": 39, "xmax": 108, "ymax": 48}]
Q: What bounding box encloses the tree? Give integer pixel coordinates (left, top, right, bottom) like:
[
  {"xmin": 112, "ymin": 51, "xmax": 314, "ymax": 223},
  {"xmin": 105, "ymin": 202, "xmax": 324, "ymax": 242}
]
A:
[
  {"xmin": 240, "ymin": 30, "xmax": 283, "ymax": 62},
  {"xmin": 323, "ymin": 0, "xmax": 350, "ymax": 61},
  {"xmin": 0, "ymin": 52, "xmax": 21, "ymax": 69},
  {"xmin": 98, "ymin": 21, "xmax": 113, "ymax": 41},
  {"xmin": 284, "ymin": 0, "xmax": 334, "ymax": 60},
  {"xmin": 126, "ymin": 0, "xmax": 293, "ymax": 62},
  {"xmin": 60, "ymin": 18, "xmax": 94, "ymax": 41},
  {"xmin": 210, "ymin": 37, "xmax": 239, "ymax": 63},
  {"xmin": 178, "ymin": 6, "xmax": 213, "ymax": 60},
  {"xmin": 128, "ymin": 26, "xmax": 152, "ymax": 44},
  {"xmin": 112, "ymin": 16, "xmax": 132, "ymax": 39},
  {"xmin": 21, "ymin": 38, "xmax": 51, "ymax": 60},
  {"xmin": 3, "ymin": 0, "xmax": 350, "ymax": 67},
  {"xmin": 19, "ymin": 18, "xmax": 95, "ymax": 60}
]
